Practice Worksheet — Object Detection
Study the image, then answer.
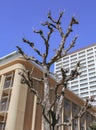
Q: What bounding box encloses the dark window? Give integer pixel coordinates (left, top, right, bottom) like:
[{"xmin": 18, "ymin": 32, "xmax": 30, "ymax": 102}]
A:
[
  {"xmin": 72, "ymin": 103, "xmax": 79, "ymax": 130},
  {"xmin": 0, "ymin": 99, "xmax": 8, "ymax": 111},
  {"xmin": 3, "ymin": 73, "xmax": 14, "ymax": 89}
]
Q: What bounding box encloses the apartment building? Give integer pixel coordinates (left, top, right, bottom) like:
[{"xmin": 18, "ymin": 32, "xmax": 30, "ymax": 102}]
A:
[
  {"xmin": 54, "ymin": 44, "xmax": 96, "ymax": 106},
  {"xmin": 0, "ymin": 51, "xmax": 96, "ymax": 130}
]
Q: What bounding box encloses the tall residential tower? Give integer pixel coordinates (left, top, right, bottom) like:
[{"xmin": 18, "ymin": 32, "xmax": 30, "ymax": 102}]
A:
[{"xmin": 54, "ymin": 44, "xmax": 96, "ymax": 105}]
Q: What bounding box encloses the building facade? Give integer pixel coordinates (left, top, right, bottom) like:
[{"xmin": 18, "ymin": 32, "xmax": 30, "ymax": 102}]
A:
[
  {"xmin": 54, "ymin": 44, "xmax": 96, "ymax": 106},
  {"xmin": 0, "ymin": 51, "xmax": 96, "ymax": 130}
]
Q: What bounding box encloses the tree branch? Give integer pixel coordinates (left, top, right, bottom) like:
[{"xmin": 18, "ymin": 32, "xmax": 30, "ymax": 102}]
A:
[
  {"xmin": 33, "ymin": 27, "xmax": 53, "ymax": 64},
  {"xmin": 22, "ymin": 38, "xmax": 44, "ymax": 58},
  {"xmin": 48, "ymin": 16, "xmax": 79, "ymax": 66},
  {"xmin": 66, "ymin": 61, "xmax": 81, "ymax": 81},
  {"xmin": 65, "ymin": 35, "xmax": 78, "ymax": 53},
  {"xmin": 65, "ymin": 17, "xmax": 79, "ymax": 38},
  {"xmin": 16, "ymin": 46, "xmax": 42, "ymax": 66},
  {"xmin": 42, "ymin": 107, "xmax": 51, "ymax": 125},
  {"xmin": 76, "ymin": 97, "xmax": 94, "ymax": 118},
  {"xmin": 33, "ymin": 30, "xmax": 46, "ymax": 43},
  {"xmin": 47, "ymin": 11, "xmax": 64, "ymax": 25},
  {"xmin": 56, "ymin": 122, "xmax": 71, "ymax": 128}
]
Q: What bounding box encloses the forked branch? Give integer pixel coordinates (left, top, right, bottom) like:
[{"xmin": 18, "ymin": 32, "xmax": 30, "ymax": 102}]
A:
[
  {"xmin": 48, "ymin": 15, "xmax": 79, "ymax": 66},
  {"xmin": 16, "ymin": 46, "xmax": 42, "ymax": 66}
]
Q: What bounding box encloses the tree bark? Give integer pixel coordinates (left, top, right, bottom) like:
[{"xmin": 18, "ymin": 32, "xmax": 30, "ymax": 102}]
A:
[{"xmin": 43, "ymin": 65, "xmax": 51, "ymax": 130}]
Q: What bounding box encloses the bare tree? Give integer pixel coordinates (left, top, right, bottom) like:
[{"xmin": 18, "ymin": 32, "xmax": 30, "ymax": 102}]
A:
[{"xmin": 17, "ymin": 11, "xmax": 94, "ymax": 130}]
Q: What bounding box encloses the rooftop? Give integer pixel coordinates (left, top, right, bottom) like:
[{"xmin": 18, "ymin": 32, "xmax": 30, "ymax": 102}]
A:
[
  {"xmin": 68, "ymin": 43, "xmax": 96, "ymax": 56},
  {"xmin": 0, "ymin": 51, "xmax": 21, "ymax": 65}
]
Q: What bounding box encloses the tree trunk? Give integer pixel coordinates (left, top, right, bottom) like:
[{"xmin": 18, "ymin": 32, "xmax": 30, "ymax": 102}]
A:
[{"xmin": 43, "ymin": 65, "xmax": 51, "ymax": 130}]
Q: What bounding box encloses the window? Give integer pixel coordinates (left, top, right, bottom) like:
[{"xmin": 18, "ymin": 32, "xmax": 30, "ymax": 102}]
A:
[
  {"xmin": 63, "ymin": 56, "xmax": 69, "ymax": 61},
  {"xmin": 80, "ymin": 74, "xmax": 87, "ymax": 79},
  {"xmin": 86, "ymin": 113, "xmax": 92, "ymax": 129},
  {"xmin": 88, "ymin": 60, "xmax": 94, "ymax": 64},
  {"xmin": 64, "ymin": 99, "xmax": 71, "ymax": 120},
  {"xmin": 63, "ymin": 64, "xmax": 69, "ymax": 68},
  {"xmin": 71, "ymin": 81, "xmax": 78, "ymax": 85},
  {"xmin": 87, "ymin": 52, "xmax": 93, "ymax": 56},
  {"xmin": 71, "ymin": 62, "xmax": 77, "ymax": 68},
  {"xmin": 88, "ymin": 64, "xmax": 94, "ymax": 69},
  {"xmin": 87, "ymin": 48, "xmax": 93, "ymax": 52},
  {"xmin": 79, "ymin": 58, "xmax": 86, "ymax": 63},
  {"xmin": 80, "ymin": 92, "xmax": 88, "ymax": 97},
  {"xmin": 80, "ymin": 87, "xmax": 88, "ymax": 93},
  {"xmin": 72, "ymin": 103, "xmax": 78, "ymax": 115},
  {"xmin": 78, "ymin": 54, "xmax": 85, "ymax": 59},
  {"xmin": 80, "ymin": 63, "xmax": 86, "ymax": 67},
  {"xmin": 64, "ymin": 99, "xmax": 70, "ymax": 109},
  {"xmin": 88, "ymin": 68, "xmax": 95, "ymax": 73},
  {"xmin": 56, "ymin": 59, "xmax": 61, "ymax": 63},
  {"xmin": 89, "ymin": 72, "xmax": 95, "ymax": 77},
  {"xmin": 78, "ymin": 51, "xmax": 85, "ymax": 56},
  {"xmin": 70, "ymin": 54, "xmax": 77, "ymax": 58},
  {"xmin": 55, "ymin": 69, "xmax": 61, "ymax": 73},
  {"xmin": 55, "ymin": 63, "xmax": 62, "ymax": 67},
  {"xmin": 89, "ymin": 76, "xmax": 96, "ymax": 81},
  {"xmin": 70, "ymin": 58, "xmax": 77, "ymax": 62},
  {"xmin": 80, "ymin": 70, "xmax": 87, "ymax": 75},
  {"xmin": 80, "ymin": 66, "xmax": 86, "ymax": 70},
  {"xmin": 80, "ymin": 115, "xmax": 85, "ymax": 130},
  {"xmin": 0, "ymin": 98, "xmax": 8, "ymax": 111},
  {"xmin": 71, "ymin": 85, "xmax": 78, "ymax": 90},
  {"xmin": 0, "ymin": 123, "xmax": 5, "ymax": 130},
  {"xmin": 73, "ymin": 89, "xmax": 78, "ymax": 94},
  {"xmin": 72, "ymin": 103, "xmax": 79, "ymax": 130},
  {"xmin": 71, "ymin": 85, "xmax": 78, "ymax": 89},
  {"xmin": 80, "ymin": 83, "xmax": 88, "ymax": 88},
  {"xmin": 80, "ymin": 78, "xmax": 87, "ymax": 83},
  {"xmin": 89, "ymin": 81, "xmax": 96, "ymax": 86},
  {"xmin": 3, "ymin": 73, "xmax": 14, "ymax": 89},
  {"xmin": 78, "ymin": 51, "xmax": 85, "ymax": 59},
  {"xmin": 90, "ymin": 85, "xmax": 96, "ymax": 90},
  {"xmin": 55, "ymin": 62, "xmax": 62, "ymax": 67},
  {"xmin": 64, "ymin": 99, "xmax": 71, "ymax": 130},
  {"xmin": 55, "ymin": 66, "xmax": 61, "ymax": 70},
  {"xmin": 87, "ymin": 55, "xmax": 94, "ymax": 60},
  {"xmin": 91, "ymin": 115, "xmax": 96, "ymax": 122},
  {"xmin": 90, "ymin": 90, "xmax": 96, "ymax": 95}
]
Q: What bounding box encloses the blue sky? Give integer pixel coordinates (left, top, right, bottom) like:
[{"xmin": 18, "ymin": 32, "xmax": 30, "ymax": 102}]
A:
[{"xmin": 0, "ymin": 0, "xmax": 96, "ymax": 62}]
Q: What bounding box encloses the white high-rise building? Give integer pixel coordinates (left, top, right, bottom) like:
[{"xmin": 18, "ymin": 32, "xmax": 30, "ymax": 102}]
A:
[{"xmin": 54, "ymin": 44, "xmax": 96, "ymax": 105}]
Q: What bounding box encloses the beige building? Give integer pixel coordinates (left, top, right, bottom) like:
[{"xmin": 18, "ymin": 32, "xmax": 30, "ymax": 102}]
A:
[{"xmin": 0, "ymin": 51, "xmax": 96, "ymax": 130}]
